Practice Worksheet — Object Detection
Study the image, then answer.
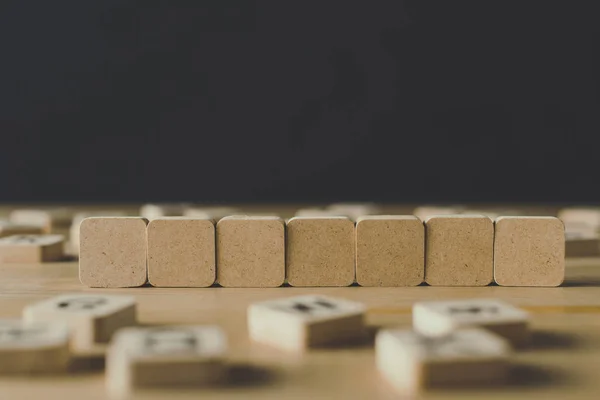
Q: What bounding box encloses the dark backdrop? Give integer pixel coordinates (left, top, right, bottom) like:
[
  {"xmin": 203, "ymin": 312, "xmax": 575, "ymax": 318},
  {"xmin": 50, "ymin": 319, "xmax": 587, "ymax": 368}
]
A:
[{"xmin": 0, "ymin": 1, "xmax": 597, "ymax": 203}]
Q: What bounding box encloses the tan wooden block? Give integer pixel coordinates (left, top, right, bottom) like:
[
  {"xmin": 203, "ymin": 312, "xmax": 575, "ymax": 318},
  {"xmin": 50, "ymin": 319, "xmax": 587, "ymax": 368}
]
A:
[
  {"xmin": 69, "ymin": 211, "xmax": 128, "ymax": 255},
  {"xmin": 79, "ymin": 217, "xmax": 148, "ymax": 288},
  {"xmin": 424, "ymin": 215, "xmax": 493, "ymax": 286},
  {"xmin": 494, "ymin": 216, "xmax": 565, "ymax": 287},
  {"xmin": 0, "ymin": 234, "xmax": 64, "ymax": 263},
  {"xmin": 147, "ymin": 217, "xmax": 215, "ymax": 287},
  {"xmin": 106, "ymin": 325, "xmax": 227, "ymax": 398},
  {"xmin": 23, "ymin": 293, "xmax": 136, "ymax": 351},
  {"xmin": 565, "ymin": 231, "xmax": 600, "ymax": 257},
  {"xmin": 216, "ymin": 216, "xmax": 284, "ymax": 288},
  {"xmin": 412, "ymin": 298, "xmax": 530, "ymax": 347},
  {"xmin": 248, "ymin": 295, "xmax": 366, "ymax": 351},
  {"xmin": 286, "ymin": 217, "xmax": 355, "ymax": 287},
  {"xmin": 183, "ymin": 206, "xmax": 238, "ymax": 221},
  {"xmin": 413, "ymin": 205, "xmax": 465, "ymax": 221},
  {"xmin": 140, "ymin": 203, "xmax": 190, "ymax": 221},
  {"xmin": 0, "ymin": 320, "xmax": 70, "ymax": 374},
  {"xmin": 0, "ymin": 220, "xmax": 44, "ymax": 238},
  {"xmin": 355, "ymin": 216, "xmax": 424, "ymax": 287},
  {"xmin": 376, "ymin": 328, "xmax": 510, "ymax": 394}
]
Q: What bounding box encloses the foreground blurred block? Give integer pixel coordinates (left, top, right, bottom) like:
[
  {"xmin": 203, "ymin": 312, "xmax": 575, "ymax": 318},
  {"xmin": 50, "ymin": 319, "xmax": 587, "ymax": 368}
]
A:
[
  {"xmin": 216, "ymin": 216, "xmax": 284, "ymax": 287},
  {"xmin": 0, "ymin": 220, "xmax": 44, "ymax": 238},
  {"xmin": 0, "ymin": 320, "xmax": 70, "ymax": 374},
  {"xmin": 0, "ymin": 234, "xmax": 64, "ymax": 263},
  {"xmin": 148, "ymin": 217, "xmax": 216, "ymax": 287},
  {"xmin": 248, "ymin": 295, "xmax": 366, "ymax": 351},
  {"xmin": 355, "ymin": 216, "xmax": 424, "ymax": 287},
  {"xmin": 376, "ymin": 328, "xmax": 510, "ymax": 393},
  {"xmin": 79, "ymin": 217, "xmax": 148, "ymax": 288},
  {"xmin": 412, "ymin": 298, "xmax": 529, "ymax": 347},
  {"xmin": 23, "ymin": 293, "xmax": 136, "ymax": 351},
  {"xmin": 106, "ymin": 325, "xmax": 227, "ymax": 398},
  {"xmin": 494, "ymin": 216, "xmax": 565, "ymax": 287},
  {"xmin": 425, "ymin": 215, "xmax": 493, "ymax": 286},
  {"xmin": 286, "ymin": 217, "xmax": 355, "ymax": 287}
]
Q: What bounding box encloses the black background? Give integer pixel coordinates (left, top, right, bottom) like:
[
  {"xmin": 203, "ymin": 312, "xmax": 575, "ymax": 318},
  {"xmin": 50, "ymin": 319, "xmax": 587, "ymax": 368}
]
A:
[{"xmin": 0, "ymin": 1, "xmax": 597, "ymax": 203}]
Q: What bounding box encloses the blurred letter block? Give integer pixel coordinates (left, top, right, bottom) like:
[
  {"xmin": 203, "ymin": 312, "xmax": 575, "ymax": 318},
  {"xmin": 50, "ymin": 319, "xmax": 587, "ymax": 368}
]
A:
[
  {"xmin": 79, "ymin": 217, "xmax": 148, "ymax": 288},
  {"xmin": 0, "ymin": 234, "xmax": 64, "ymax": 263}
]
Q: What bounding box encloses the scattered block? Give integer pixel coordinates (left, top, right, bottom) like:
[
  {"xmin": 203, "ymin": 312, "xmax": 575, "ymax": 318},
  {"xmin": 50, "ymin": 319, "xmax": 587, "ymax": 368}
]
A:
[
  {"xmin": 184, "ymin": 206, "xmax": 238, "ymax": 221},
  {"xmin": 69, "ymin": 211, "xmax": 127, "ymax": 255},
  {"xmin": 140, "ymin": 203, "xmax": 189, "ymax": 221},
  {"xmin": 9, "ymin": 208, "xmax": 73, "ymax": 232},
  {"xmin": 147, "ymin": 217, "xmax": 216, "ymax": 287},
  {"xmin": 79, "ymin": 217, "xmax": 148, "ymax": 288},
  {"xmin": 106, "ymin": 325, "xmax": 227, "ymax": 398},
  {"xmin": 248, "ymin": 295, "xmax": 366, "ymax": 351},
  {"xmin": 23, "ymin": 293, "xmax": 136, "ymax": 351},
  {"xmin": 0, "ymin": 319, "xmax": 70, "ymax": 374},
  {"xmin": 355, "ymin": 216, "xmax": 424, "ymax": 287},
  {"xmin": 216, "ymin": 216, "xmax": 284, "ymax": 287},
  {"xmin": 424, "ymin": 215, "xmax": 493, "ymax": 286},
  {"xmin": 286, "ymin": 217, "xmax": 355, "ymax": 287},
  {"xmin": 294, "ymin": 208, "xmax": 343, "ymax": 217},
  {"xmin": 326, "ymin": 203, "xmax": 381, "ymax": 221},
  {"xmin": 412, "ymin": 298, "xmax": 529, "ymax": 347},
  {"xmin": 0, "ymin": 234, "xmax": 64, "ymax": 263},
  {"xmin": 565, "ymin": 231, "xmax": 600, "ymax": 257},
  {"xmin": 494, "ymin": 216, "xmax": 565, "ymax": 287},
  {"xmin": 0, "ymin": 220, "xmax": 44, "ymax": 238},
  {"xmin": 413, "ymin": 205, "xmax": 465, "ymax": 221},
  {"xmin": 558, "ymin": 207, "xmax": 600, "ymax": 232},
  {"xmin": 376, "ymin": 328, "xmax": 510, "ymax": 393}
]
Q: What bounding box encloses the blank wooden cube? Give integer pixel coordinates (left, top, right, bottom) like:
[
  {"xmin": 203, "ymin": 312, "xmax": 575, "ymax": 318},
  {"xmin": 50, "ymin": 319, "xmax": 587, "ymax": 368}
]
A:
[
  {"xmin": 0, "ymin": 319, "xmax": 70, "ymax": 374},
  {"xmin": 148, "ymin": 217, "xmax": 215, "ymax": 287},
  {"xmin": 425, "ymin": 215, "xmax": 493, "ymax": 286},
  {"xmin": 216, "ymin": 216, "xmax": 284, "ymax": 287},
  {"xmin": 69, "ymin": 211, "xmax": 127, "ymax": 255},
  {"xmin": 412, "ymin": 298, "xmax": 529, "ymax": 347},
  {"xmin": 248, "ymin": 295, "xmax": 366, "ymax": 351},
  {"xmin": 106, "ymin": 325, "xmax": 226, "ymax": 398},
  {"xmin": 23, "ymin": 293, "xmax": 136, "ymax": 351},
  {"xmin": 79, "ymin": 217, "xmax": 148, "ymax": 288},
  {"xmin": 286, "ymin": 217, "xmax": 355, "ymax": 287},
  {"xmin": 184, "ymin": 206, "xmax": 239, "ymax": 221},
  {"xmin": 376, "ymin": 328, "xmax": 510, "ymax": 393},
  {"xmin": 494, "ymin": 217, "xmax": 565, "ymax": 287},
  {"xmin": 0, "ymin": 220, "xmax": 44, "ymax": 238},
  {"xmin": 0, "ymin": 234, "xmax": 64, "ymax": 263},
  {"xmin": 356, "ymin": 216, "xmax": 424, "ymax": 287}
]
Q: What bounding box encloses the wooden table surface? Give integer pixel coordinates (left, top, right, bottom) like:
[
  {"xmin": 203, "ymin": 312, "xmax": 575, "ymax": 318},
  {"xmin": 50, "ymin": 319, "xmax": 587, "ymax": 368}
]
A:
[{"xmin": 0, "ymin": 204, "xmax": 599, "ymax": 399}]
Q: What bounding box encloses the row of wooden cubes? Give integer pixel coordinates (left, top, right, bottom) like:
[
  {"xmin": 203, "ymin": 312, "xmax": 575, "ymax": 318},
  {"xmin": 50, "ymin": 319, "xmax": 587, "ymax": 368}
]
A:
[{"xmin": 79, "ymin": 215, "xmax": 565, "ymax": 288}]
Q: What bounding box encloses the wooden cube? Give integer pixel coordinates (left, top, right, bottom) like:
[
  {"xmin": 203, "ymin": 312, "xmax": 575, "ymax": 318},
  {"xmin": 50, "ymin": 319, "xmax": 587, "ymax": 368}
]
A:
[
  {"xmin": 79, "ymin": 217, "xmax": 148, "ymax": 288},
  {"xmin": 106, "ymin": 325, "xmax": 227, "ymax": 398},
  {"xmin": 494, "ymin": 217, "xmax": 565, "ymax": 287},
  {"xmin": 424, "ymin": 215, "xmax": 493, "ymax": 286},
  {"xmin": 376, "ymin": 328, "xmax": 510, "ymax": 393},
  {"xmin": 140, "ymin": 203, "xmax": 190, "ymax": 221},
  {"xmin": 69, "ymin": 211, "xmax": 127, "ymax": 255},
  {"xmin": 356, "ymin": 216, "xmax": 424, "ymax": 287},
  {"xmin": 216, "ymin": 216, "xmax": 284, "ymax": 287},
  {"xmin": 23, "ymin": 293, "xmax": 136, "ymax": 351},
  {"xmin": 0, "ymin": 220, "xmax": 44, "ymax": 238},
  {"xmin": 286, "ymin": 217, "xmax": 355, "ymax": 287},
  {"xmin": 0, "ymin": 234, "xmax": 64, "ymax": 263},
  {"xmin": 147, "ymin": 217, "xmax": 216, "ymax": 287},
  {"xmin": 0, "ymin": 319, "xmax": 70, "ymax": 374},
  {"xmin": 412, "ymin": 298, "xmax": 529, "ymax": 347},
  {"xmin": 247, "ymin": 295, "xmax": 366, "ymax": 351}
]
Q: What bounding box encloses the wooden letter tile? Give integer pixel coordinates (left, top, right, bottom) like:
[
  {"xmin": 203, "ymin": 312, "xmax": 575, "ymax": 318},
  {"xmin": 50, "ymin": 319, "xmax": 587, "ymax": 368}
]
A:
[
  {"xmin": 216, "ymin": 216, "xmax": 284, "ymax": 287},
  {"xmin": 248, "ymin": 295, "xmax": 366, "ymax": 351},
  {"xmin": 376, "ymin": 328, "xmax": 510, "ymax": 393},
  {"xmin": 79, "ymin": 217, "xmax": 148, "ymax": 288},
  {"xmin": 425, "ymin": 215, "xmax": 493, "ymax": 286},
  {"xmin": 356, "ymin": 216, "xmax": 424, "ymax": 287},
  {"xmin": 147, "ymin": 217, "xmax": 215, "ymax": 287},
  {"xmin": 412, "ymin": 298, "xmax": 529, "ymax": 347},
  {"xmin": 0, "ymin": 234, "xmax": 64, "ymax": 263},
  {"xmin": 0, "ymin": 319, "xmax": 70, "ymax": 374},
  {"xmin": 0, "ymin": 220, "xmax": 44, "ymax": 238},
  {"xmin": 494, "ymin": 216, "xmax": 565, "ymax": 287},
  {"xmin": 184, "ymin": 206, "xmax": 239, "ymax": 221},
  {"xmin": 23, "ymin": 293, "xmax": 136, "ymax": 351},
  {"xmin": 565, "ymin": 231, "xmax": 600, "ymax": 257},
  {"xmin": 106, "ymin": 325, "xmax": 227, "ymax": 398},
  {"xmin": 286, "ymin": 217, "xmax": 355, "ymax": 287}
]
